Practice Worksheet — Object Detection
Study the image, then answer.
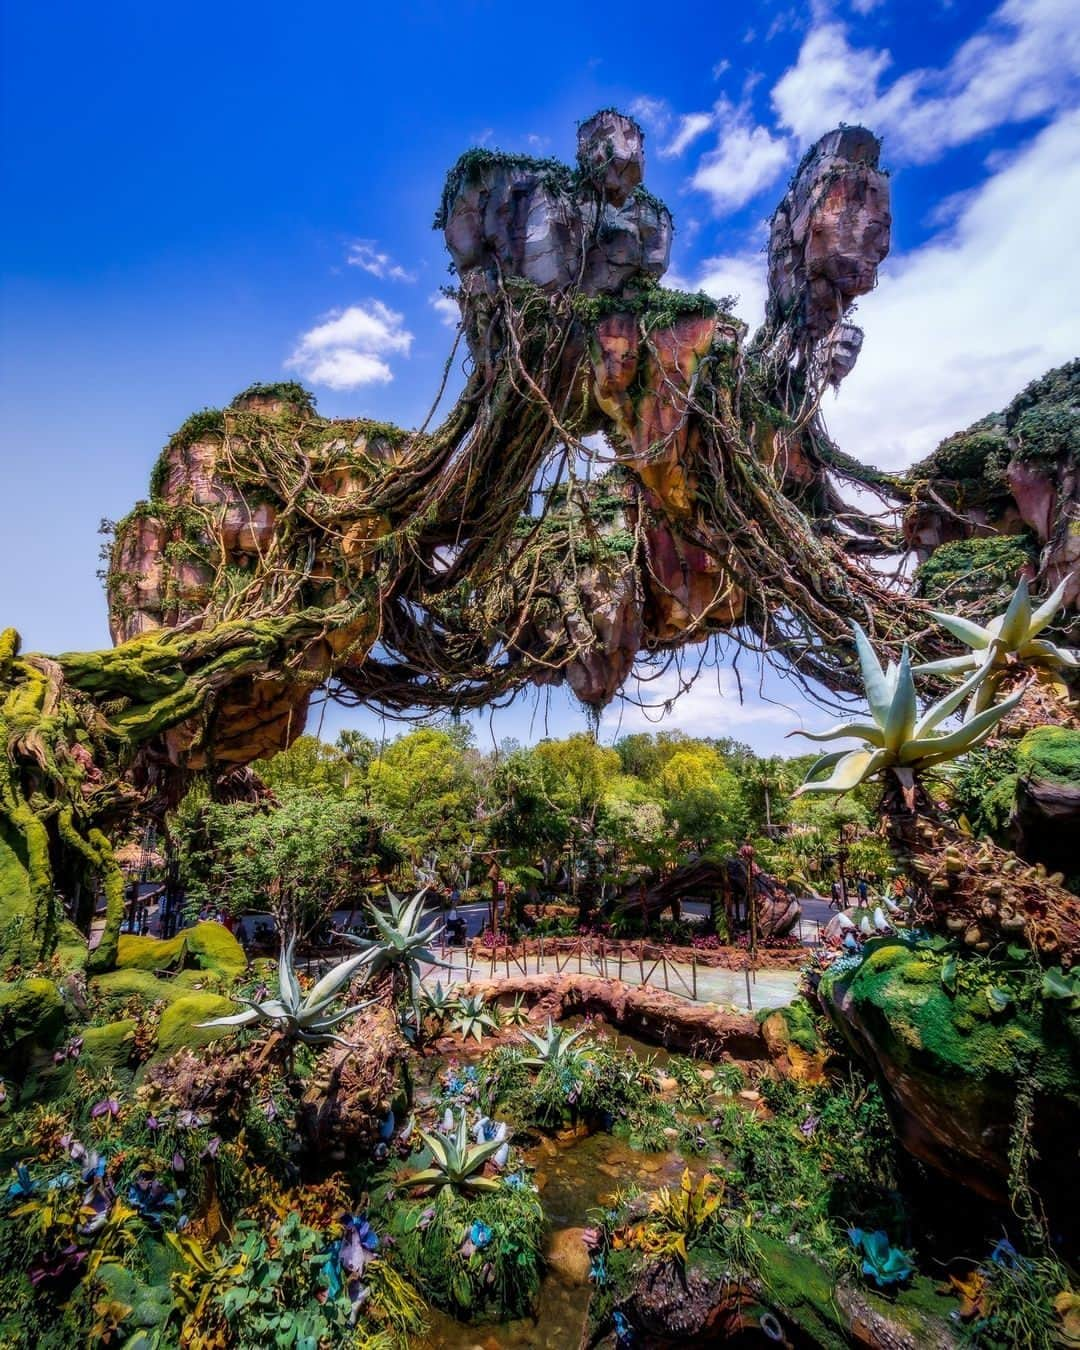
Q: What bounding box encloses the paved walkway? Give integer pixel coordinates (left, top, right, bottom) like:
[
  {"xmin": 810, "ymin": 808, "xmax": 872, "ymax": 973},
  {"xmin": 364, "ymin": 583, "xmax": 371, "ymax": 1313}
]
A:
[{"xmin": 423, "ymin": 949, "xmax": 801, "ymax": 1014}]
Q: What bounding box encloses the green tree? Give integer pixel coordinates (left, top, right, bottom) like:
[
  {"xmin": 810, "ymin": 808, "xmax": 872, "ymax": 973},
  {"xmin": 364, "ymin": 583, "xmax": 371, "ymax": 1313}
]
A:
[{"xmin": 176, "ymin": 790, "xmax": 399, "ymax": 935}]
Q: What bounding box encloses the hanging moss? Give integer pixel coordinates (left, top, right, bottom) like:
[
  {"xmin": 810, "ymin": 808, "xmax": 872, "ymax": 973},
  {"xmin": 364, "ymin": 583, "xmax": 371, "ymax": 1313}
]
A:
[{"xmin": 435, "ymin": 147, "xmax": 578, "ymax": 229}]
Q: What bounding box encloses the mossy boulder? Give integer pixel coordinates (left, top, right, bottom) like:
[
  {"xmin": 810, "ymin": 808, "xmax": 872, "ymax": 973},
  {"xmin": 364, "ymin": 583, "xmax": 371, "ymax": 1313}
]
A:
[
  {"xmin": 758, "ymin": 997, "xmax": 827, "ymax": 1083},
  {"xmin": 1011, "ymin": 726, "xmax": 1080, "ymax": 880},
  {"xmin": 116, "ymin": 922, "xmax": 246, "ymax": 983},
  {"xmin": 820, "ymin": 938, "xmax": 1080, "ymax": 1204},
  {"xmin": 0, "ymin": 976, "xmax": 67, "ymax": 1062},
  {"xmin": 82, "ymin": 1019, "xmax": 137, "ymax": 1071},
  {"xmin": 155, "ymin": 992, "xmax": 236, "ymax": 1056}
]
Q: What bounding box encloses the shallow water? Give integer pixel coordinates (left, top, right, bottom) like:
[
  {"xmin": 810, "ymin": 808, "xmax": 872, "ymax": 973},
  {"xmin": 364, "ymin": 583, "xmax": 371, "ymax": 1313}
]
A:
[{"xmin": 422, "ymin": 1127, "xmax": 695, "ymax": 1349}]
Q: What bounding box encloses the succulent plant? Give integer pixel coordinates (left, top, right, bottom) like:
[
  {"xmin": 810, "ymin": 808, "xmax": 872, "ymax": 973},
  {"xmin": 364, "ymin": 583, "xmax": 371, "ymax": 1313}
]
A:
[
  {"xmin": 420, "ymin": 980, "xmax": 460, "ymax": 1025},
  {"xmin": 914, "ymin": 575, "xmax": 1078, "ymax": 703},
  {"xmin": 197, "ymin": 937, "xmax": 376, "ymax": 1047},
  {"xmin": 342, "ymin": 886, "xmax": 448, "ymax": 1028},
  {"xmin": 408, "ymin": 1111, "xmax": 505, "ymax": 1194},
  {"xmin": 450, "ymin": 994, "xmax": 500, "ymax": 1043},
  {"xmin": 519, "ymin": 1017, "xmax": 589, "ymax": 1069},
  {"xmin": 792, "ymin": 623, "xmax": 1024, "ymax": 806},
  {"xmin": 501, "ymin": 993, "xmax": 531, "ymax": 1027}
]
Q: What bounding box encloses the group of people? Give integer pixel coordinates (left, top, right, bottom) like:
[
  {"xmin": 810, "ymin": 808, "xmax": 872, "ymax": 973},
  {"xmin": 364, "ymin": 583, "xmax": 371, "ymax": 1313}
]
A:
[{"xmin": 829, "ymin": 874, "xmax": 907, "ymax": 911}]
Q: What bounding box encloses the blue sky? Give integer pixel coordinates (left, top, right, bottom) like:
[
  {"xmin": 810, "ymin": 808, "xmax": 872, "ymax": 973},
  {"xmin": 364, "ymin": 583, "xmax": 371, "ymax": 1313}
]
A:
[{"xmin": 2, "ymin": 0, "xmax": 1077, "ymax": 755}]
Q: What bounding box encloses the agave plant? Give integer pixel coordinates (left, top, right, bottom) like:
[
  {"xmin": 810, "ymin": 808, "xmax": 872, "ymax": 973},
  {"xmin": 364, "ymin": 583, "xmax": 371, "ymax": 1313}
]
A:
[
  {"xmin": 501, "ymin": 993, "xmax": 531, "ymax": 1028},
  {"xmin": 420, "ymin": 980, "xmax": 460, "ymax": 1027},
  {"xmin": 791, "ymin": 624, "xmax": 1024, "ymax": 807},
  {"xmin": 914, "ymin": 575, "xmax": 1078, "ymax": 705},
  {"xmin": 450, "ymin": 994, "xmax": 500, "ymax": 1044},
  {"xmin": 342, "ymin": 887, "xmax": 448, "ymax": 1028},
  {"xmin": 197, "ymin": 937, "xmax": 376, "ymax": 1047},
  {"xmin": 408, "ymin": 1112, "xmax": 504, "ymax": 1194},
  {"xmin": 519, "ymin": 1017, "xmax": 589, "ymax": 1069}
]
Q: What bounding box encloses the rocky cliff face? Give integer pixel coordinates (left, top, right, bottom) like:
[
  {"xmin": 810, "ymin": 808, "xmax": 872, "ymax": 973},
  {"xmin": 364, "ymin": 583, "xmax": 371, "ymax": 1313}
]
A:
[{"xmin": 908, "ymin": 361, "xmax": 1080, "ymax": 613}]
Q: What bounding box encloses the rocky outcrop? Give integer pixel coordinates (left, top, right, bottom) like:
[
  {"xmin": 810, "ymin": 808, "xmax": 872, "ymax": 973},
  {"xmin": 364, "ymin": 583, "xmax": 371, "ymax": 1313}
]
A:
[
  {"xmin": 1009, "ymin": 725, "xmax": 1080, "ymax": 875},
  {"xmin": 907, "ymin": 361, "xmax": 1080, "ymax": 613},
  {"xmin": 818, "ymin": 938, "xmax": 1080, "ymax": 1214},
  {"xmin": 766, "ymin": 126, "xmax": 891, "ymax": 370},
  {"xmin": 460, "ymin": 972, "xmax": 767, "ymax": 1060},
  {"xmin": 442, "ymin": 111, "xmax": 671, "ymax": 311}
]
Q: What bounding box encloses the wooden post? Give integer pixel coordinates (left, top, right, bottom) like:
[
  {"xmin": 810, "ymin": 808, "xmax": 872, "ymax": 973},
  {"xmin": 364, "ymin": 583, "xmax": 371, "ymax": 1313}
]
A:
[
  {"xmin": 692, "ymin": 953, "xmax": 697, "ymax": 1002},
  {"xmin": 744, "ymin": 967, "xmax": 753, "ymax": 1012}
]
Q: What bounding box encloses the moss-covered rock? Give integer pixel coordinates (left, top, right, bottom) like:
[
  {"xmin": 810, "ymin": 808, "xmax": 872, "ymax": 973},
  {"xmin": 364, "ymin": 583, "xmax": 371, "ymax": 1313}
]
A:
[
  {"xmin": 116, "ymin": 922, "xmax": 246, "ymax": 983},
  {"xmin": 0, "ymin": 976, "xmax": 66, "ymax": 1060},
  {"xmin": 821, "ymin": 938, "xmax": 1080, "ymax": 1205},
  {"xmin": 155, "ymin": 992, "xmax": 236, "ymax": 1056},
  {"xmin": 82, "ymin": 1019, "xmax": 137, "ymax": 1070},
  {"xmin": 758, "ymin": 997, "xmax": 828, "ymax": 1083},
  {"xmin": 1016, "ymin": 725, "xmax": 1080, "ymax": 787}
]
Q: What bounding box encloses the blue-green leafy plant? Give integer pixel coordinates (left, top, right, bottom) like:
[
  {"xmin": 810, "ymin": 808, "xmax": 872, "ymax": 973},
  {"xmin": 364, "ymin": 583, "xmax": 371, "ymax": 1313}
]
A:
[
  {"xmin": 847, "ymin": 1227, "xmax": 914, "ymax": 1288},
  {"xmin": 197, "ymin": 937, "xmax": 376, "ymax": 1047},
  {"xmin": 792, "ymin": 624, "xmax": 1023, "ymax": 806}
]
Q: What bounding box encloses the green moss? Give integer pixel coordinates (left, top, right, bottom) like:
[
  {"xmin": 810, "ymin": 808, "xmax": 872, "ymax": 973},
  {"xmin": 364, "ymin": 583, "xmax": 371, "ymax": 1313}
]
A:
[
  {"xmin": 0, "ymin": 977, "xmax": 66, "ymax": 1059},
  {"xmin": 752, "ymin": 1236, "xmax": 848, "ymax": 1350},
  {"xmin": 1015, "ymin": 725, "xmax": 1080, "ymax": 788},
  {"xmin": 81, "ymin": 1019, "xmax": 136, "ymax": 1070},
  {"xmin": 154, "ymin": 992, "xmax": 235, "ymax": 1055},
  {"xmin": 574, "ymin": 279, "xmax": 722, "ymax": 329},
  {"xmin": 915, "ymin": 534, "xmax": 1037, "ymax": 607},
  {"xmin": 228, "ymin": 381, "xmax": 315, "ymax": 414},
  {"xmin": 116, "ymin": 922, "xmax": 246, "ymax": 983},
  {"xmin": 96, "ymin": 1262, "xmax": 172, "ymax": 1329},
  {"xmin": 823, "ymin": 940, "xmax": 1080, "ymax": 1106},
  {"xmin": 90, "ymin": 968, "xmax": 183, "ymax": 1006},
  {"xmin": 758, "ymin": 996, "xmax": 821, "ymax": 1054},
  {"xmin": 1006, "ymin": 360, "xmax": 1079, "ymax": 466}
]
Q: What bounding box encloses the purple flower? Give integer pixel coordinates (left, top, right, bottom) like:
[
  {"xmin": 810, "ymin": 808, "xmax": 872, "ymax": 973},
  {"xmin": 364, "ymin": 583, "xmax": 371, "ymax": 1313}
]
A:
[
  {"xmin": 200, "ymin": 1136, "xmax": 221, "ymax": 1160},
  {"xmin": 90, "ymin": 1098, "xmax": 119, "ymax": 1120},
  {"xmin": 172, "ymin": 1152, "xmax": 185, "ymax": 1174},
  {"xmin": 68, "ymin": 1037, "xmax": 83, "ymax": 1059},
  {"xmin": 145, "ymin": 1115, "xmax": 160, "ymax": 1132},
  {"xmin": 799, "ymin": 1115, "xmax": 820, "ymax": 1138},
  {"xmin": 177, "ymin": 1110, "xmax": 207, "ymax": 1129}
]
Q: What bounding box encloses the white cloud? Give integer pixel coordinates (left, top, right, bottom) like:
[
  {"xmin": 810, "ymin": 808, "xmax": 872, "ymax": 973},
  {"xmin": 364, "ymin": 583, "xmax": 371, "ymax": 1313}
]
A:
[
  {"xmin": 287, "ymin": 301, "xmax": 413, "ymax": 391},
  {"xmin": 660, "ymin": 112, "xmax": 714, "ymax": 158},
  {"xmin": 695, "ymin": 251, "xmax": 769, "ymax": 331},
  {"xmin": 850, "ymin": 0, "xmax": 884, "ymax": 13},
  {"xmin": 690, "ymin": 101, "xmax": 791, "ymax": 212},
  {"xmin": 601, "ymin": 664, "xmax": 800, "ymax": 752},
  {"xmin": 346, "ymin": 240, "xmax": 415, "ymax": 282},
  {"xmin": 628, "ymin": 95, "xmax": 671, "ymax": 133},
  {"xmin": 825, "ymin": 110, "xmax": 1080, "ymax": 469},
  {"xmin": 429, "ymin": 292, "xmax": 460, "ymax": 327},
  {"xmin": 771, "ymin": 0, "xmax": 1080, "ymax": 160}
]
